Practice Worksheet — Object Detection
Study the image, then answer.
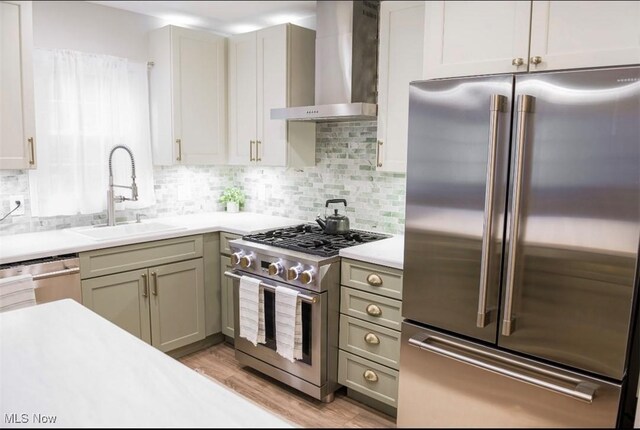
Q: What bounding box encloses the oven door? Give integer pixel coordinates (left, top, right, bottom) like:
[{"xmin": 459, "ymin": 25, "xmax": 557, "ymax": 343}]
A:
[{"xmin": 227, "ymin": 270, "xmax": 327, "ymax": 387}]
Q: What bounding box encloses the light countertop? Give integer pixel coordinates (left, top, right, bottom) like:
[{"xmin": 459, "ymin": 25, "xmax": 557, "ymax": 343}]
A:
[
  {"xmin": 0, "ymin": 299, "xmax": 293, "ymax": 428},
  {"xmin": 0, "ymin": 212, "xmax": 305, "ymax": 265},
  {"xmin": 339, "ymin": 235, "xmax": 404, "ymax": 269}
]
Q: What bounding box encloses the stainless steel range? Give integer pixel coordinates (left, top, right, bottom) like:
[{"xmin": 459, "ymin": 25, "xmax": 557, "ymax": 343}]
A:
[{"xmin": 224, "ymin": 224, "xmax": 390, "ymax": 402}]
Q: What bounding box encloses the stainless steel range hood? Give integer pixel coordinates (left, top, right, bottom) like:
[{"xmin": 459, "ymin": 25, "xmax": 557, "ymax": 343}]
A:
[{"xmin": 271, "ymin": 1, "xmax": 379, "ymax": 122}]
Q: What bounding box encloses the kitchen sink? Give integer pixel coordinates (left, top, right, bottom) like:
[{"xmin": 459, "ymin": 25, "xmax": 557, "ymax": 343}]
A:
[{"xmin": 69, "ymin": 222, "xmax": 186, "ymax": 241}]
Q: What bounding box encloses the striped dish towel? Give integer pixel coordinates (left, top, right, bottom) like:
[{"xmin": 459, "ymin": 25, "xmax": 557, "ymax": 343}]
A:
[
  {"xmin": 238, "ymin": 276, "xmax": 265, "ymax": 346},
  {"xmin": 275, "ymin": 286, "xmax": 302, "ymax": 362},
  {"xmin": 0, "ymin": 274, "xmax": 36, "ymax": 313}
]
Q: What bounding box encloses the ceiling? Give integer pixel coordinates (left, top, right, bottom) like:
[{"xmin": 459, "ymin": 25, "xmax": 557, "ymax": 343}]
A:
[{"xmin": 89, "ymin": 1, "xmax": 317, "ymax": 35}]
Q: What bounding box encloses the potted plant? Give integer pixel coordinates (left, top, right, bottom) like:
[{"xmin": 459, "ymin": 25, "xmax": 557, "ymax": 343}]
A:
[{"xmin": 219, "ymin": 187, "xmax": 245, "ymax": 213}]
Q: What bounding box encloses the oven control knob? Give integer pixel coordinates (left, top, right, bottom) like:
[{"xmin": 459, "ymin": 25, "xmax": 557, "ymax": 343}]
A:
[
  {"xmin": 300, "ymin": 270, "xmax": 314, "ymax": 285},
  {"xmin": 268, "ymin": 262, "xmax": 283, "ymax": 276},
  {"xmin": 287, "ymin": 267, "xmax": 301, "ymax": 281},
  {"xmin": 240, "ymin": 255, "xmax": 253, "ymax": 268},
  {"xmin": 230, "ymin": 252, "xmax": 243, "ymax": 266}
]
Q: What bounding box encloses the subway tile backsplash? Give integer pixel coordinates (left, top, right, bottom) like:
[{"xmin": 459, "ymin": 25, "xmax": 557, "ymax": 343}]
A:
[{"xmin": 0, "ymin": 121, "xmax": 406, "ymax": 237}]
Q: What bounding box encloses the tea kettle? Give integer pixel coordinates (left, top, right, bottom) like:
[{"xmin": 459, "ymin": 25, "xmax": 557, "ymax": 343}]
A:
[{"xmin": 316, "ymin": 199, "xmax": 350, "ymax": 234}]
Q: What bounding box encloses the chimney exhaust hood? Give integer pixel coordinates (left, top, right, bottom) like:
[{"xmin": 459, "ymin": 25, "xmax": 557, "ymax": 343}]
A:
[{"xmin": 271, "ymin": 1, "xmax": 380, "ymax": 122}]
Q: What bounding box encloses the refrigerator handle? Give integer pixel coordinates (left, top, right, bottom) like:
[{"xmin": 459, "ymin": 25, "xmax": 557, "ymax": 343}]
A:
[
  {"xmin": 477, "ymin": 94, "xmax": 507, "ymax": 328},
  {"xmin": 408, "ymin": 334, "xmax": 597, "ymax": 404},
  {"xmin": 502, "ymin": 95, "xmax": 535, "ymax": 336}
]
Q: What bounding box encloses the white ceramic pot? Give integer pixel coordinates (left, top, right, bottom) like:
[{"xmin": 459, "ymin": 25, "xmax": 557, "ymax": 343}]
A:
[{"xmin": 226, "ymin": 201, "xmax": 239, "ymax": 213}]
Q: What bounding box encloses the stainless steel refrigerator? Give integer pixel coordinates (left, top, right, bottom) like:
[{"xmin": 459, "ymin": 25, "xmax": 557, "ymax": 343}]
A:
[{"xmin": 398, "ymin": 66, "xmax": 640, "ymax": 427}]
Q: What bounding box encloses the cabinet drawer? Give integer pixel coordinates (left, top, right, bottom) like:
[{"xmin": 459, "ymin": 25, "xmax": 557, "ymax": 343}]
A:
[
  {"xmin": 341, "ymin": 258, "xmax": 403, "ymax": 300},
  {"xmin": 339, "ymin": 315, "xmax": 401, "ymax": 369},
  {"xmin": 338, "ymin": 350, "xmax": 399, "ymax": 408},
  {"xmin": 80, "ymin": 235, "xmax": 203, "ymax": 279},
  {"xmin": 220, "ymin": 232, "xmax": 242, "ymax": 255},
  {"xmin": 340, "ymin": 287, "xmax": 402, "ymax": 331}
]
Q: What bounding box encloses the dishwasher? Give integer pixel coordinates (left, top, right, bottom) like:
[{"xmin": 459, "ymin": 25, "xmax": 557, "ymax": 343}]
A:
[{"xmin": 0, "ymin": 254, "xmax": 81, "ymax": 304}]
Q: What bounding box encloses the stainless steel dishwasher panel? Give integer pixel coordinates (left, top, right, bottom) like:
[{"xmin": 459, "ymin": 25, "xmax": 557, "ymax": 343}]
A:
[
  {"xmin": 0, "ymin": 256, "xmax": 81, "ymax": 304},
  {"xmin": 397, "ymin": 321, "xmax": 621, "ymax": 428}
]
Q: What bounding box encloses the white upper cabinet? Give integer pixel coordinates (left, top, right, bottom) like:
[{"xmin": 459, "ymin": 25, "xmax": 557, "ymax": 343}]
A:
[
  {"xmin": 423, "ymin": 1, "xmax": 531, "ymax": 79},
  {"xmin": 376, "ymin": 1, "xmax": 425, "ymax": 173},
  {"xmin": 529, "ymin": 1, "xmax": 640, "ymax": 71},
  {"xmin": 228, "ymin": 23, "xmax": 316, "ymax": 167},
  {"xmin": 424, "ymin": 1, "xmax": 640, "ymax": 79},
  {"xmin": 149, "ymin": 25, "xmax": 227, "ymax": 165},
  {"xmin": 0, "ymin": 0, "xmax": 36, "ymax": 169}
]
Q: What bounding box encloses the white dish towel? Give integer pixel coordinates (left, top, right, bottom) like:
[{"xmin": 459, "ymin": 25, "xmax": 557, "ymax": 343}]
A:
[
  {"xmin": 238, "ymin": 276, "xmax": 265, "ymax": 346},
  {"xmin": 0, "ymin": 274, "xmax": 36, "ymax": 313},
  {"xmin": 275, "ymin": 286, "xmax": 302, "ymax": 362}
]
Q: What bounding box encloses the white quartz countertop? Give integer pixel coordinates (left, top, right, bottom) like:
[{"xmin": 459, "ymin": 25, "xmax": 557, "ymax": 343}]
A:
[
  {"xmin": 339, "ymin": 235, "xmax": 404, "ymax": 269},
  {"xmin": 0, "ymin": 212, "xmax": 305, "ymax": 265},
  {"xmin": 0, "ymin": 299, "xmax": 294, "ymax": 428}
]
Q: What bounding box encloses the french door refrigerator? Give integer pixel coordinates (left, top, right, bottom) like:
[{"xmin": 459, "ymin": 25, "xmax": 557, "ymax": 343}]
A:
[{"xmin": 397, "ymin": 66, "xmax": 639, "ymax": 428}]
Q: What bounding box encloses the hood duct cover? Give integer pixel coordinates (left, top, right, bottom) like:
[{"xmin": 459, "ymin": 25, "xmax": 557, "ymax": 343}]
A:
[{"xmin": 271, "ymin": 1, "xmax": 380, "ymax": 122}]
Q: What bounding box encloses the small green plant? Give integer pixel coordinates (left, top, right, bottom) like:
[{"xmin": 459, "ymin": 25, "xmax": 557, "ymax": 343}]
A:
[{"xmin": 219, "ymin": 187, "xmax": 245, "ymax": 207}]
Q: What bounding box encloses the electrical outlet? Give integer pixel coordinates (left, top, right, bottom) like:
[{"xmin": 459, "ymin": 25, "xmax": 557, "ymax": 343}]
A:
[{"xmin": 9, "ymin": 195, "xmax": 25, "ymax": 216}]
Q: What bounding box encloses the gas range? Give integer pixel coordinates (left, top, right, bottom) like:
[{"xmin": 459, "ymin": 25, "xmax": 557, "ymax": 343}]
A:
[
  {"xmin": 225, "ymin": 223, "xmax": 392, "ymax": 402},
  {"xmin": 229, "ymin": 224, "xmax": 391, "ymax": 291},
  {"xmin": 242, "ymin": 224, "xmax": 391, "ymax": 258}
]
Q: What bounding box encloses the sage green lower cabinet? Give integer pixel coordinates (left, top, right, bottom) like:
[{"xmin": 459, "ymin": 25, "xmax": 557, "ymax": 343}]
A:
[
  {"xmin": 219, "ymin": 232, "xmax": 241, "ymax": 340},
  {"xmin": 338, "ymin": 350, "xmax": 399, "ymax": 408},
  {"xmin": 220, "ymin": 255, "xmax": 235, "ymax": 337},
  {"xmin": 149, "ymin": 259, "xmax": 205, "ymax": 352},
  {"xmin": 81, "ymin": 269, "xmax": 151, "ymax": 343},
  {"xmin": 80, "ymin": 235, "xmax": 206, "ymax": 353},
  {"xmin": 338, "ymin": 258, "xmax": 403, "ymax": 416},
  {"xmin": 82, "ymin": 259, "xmax": 205, "ymax": 352}
]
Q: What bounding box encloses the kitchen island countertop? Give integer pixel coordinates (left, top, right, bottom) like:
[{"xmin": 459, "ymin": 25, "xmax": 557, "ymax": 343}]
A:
[{"xmin": 0, "ymin": 299, "xmax": 293, "ymax": 428}]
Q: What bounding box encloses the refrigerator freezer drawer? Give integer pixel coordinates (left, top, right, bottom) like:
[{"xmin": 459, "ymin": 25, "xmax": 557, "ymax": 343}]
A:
[{"xmin": 397, "ymin": 322, "xmax": 621, "ymax": 428}]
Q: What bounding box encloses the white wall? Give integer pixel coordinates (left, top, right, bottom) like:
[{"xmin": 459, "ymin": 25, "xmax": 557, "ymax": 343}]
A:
[{"xmin": 32, "ymin": 1, "xmax": 165, "ymax": 62}]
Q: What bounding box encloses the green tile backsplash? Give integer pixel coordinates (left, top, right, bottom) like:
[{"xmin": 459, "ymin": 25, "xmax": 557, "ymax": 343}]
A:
[{"xmin": 0, "ymin": 121, "xmax": 406, "ymax": 236}]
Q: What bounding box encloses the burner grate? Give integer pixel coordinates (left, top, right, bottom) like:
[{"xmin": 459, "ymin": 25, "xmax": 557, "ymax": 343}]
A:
[{"xmin": 243, "ymin": 224, "xmax": 391, "ymax": 257}]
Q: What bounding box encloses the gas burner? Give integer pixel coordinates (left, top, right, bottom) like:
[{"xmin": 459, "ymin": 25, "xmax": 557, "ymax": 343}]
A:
[{"xmin": 243, "ymin": 224, "xmax": 391, "ymax": 257}]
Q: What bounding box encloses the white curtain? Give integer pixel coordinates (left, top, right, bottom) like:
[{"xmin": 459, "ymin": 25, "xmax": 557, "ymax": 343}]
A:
[{"xmin": 29, "ymin": 49, "xmax": 155, "ymax": 217}]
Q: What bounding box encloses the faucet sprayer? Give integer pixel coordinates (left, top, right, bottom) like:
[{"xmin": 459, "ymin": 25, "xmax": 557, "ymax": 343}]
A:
[{"xmin": 106, "ymin": 145, "xmax": 139, "ymax": 226}]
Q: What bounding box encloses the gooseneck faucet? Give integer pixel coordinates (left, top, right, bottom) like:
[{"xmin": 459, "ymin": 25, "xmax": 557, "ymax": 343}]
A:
[{"xmin": 107, "ymin": 145, "xmax": 138, "ymax": 226}]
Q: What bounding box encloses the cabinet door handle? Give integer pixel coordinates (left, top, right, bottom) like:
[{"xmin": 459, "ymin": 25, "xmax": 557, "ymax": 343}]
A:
[
  {"xmin": 512, "ymin": 57, "xmax": 524, "ymax": 66},
  {"xmin": 376, "ymin": 140, "xmax": 383, "ymax": 167},
  {"xmin": 250, "ymin": 140, "xmax": 255, "ymax": 161},
  {"xmin": 151, "ymin": 271, "xmax": 158, "ymax": 296},
  {"xmin": 256, "ymin": 140, "xmax": 262, "ymax": 162},
  {"xmin": 28, "ymin": 137, "xmax": 35, "ymax": 165},
  {"xmin": 363, "ymin": 369, "xmax": 379, "ymax": 382},
  {"xmin": 176, "ymin": 139, "xmax": 182, "ymax": 161},
  {"xmin": 530, "ymin": 56, "xmax": 543, "ymax": 65},
  {"xmin": 142, "ymin": 273, "xmax": 148, "ymax": 297},
  {"xmin": 366, "ymin": 304, "xmax": 382, "ymax": 317},
  {"xmin": 366, "ymin": 273, "xmax": 383, "ymax": 287},
  {"xmin": 364, "ymin": 332, "xmax": 380, "ymax": 345}
]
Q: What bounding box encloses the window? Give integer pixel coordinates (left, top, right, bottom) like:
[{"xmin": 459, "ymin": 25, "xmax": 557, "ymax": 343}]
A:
[{"xmin": 29, "ymin": 49, "xmax": 155, "ymax": 217}]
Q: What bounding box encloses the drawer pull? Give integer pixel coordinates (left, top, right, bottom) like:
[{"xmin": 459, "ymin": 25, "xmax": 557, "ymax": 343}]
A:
[
  {"xmin": 366, "ymin": 304, "xmax": 382, "ymax": 317},
  {"xmin": 363, "ymin": 369, "xmax": 379, "ymax": 383},
  {"xmin": 364, "ymin": 332, "xmax": 380, "ymax": 345},
  {"xmin": 366, "ymin": 273, "xmax": 383, "ymax": 287}
]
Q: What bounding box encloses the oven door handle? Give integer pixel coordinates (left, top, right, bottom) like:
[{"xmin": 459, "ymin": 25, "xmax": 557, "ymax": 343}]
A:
[{"xmin": 224, "ymin": 271, "xmax": 318, "ymax": 304}]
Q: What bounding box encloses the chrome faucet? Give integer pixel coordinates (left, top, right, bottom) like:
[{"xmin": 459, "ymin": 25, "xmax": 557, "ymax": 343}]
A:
[{"xmin": 107, "ymin": 145, "xmax": 138, "ymax": 226}]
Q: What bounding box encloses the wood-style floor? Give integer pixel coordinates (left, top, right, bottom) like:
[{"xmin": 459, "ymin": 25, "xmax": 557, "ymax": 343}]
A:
[{"xmin": 179, "ymin": 342, "xmax": 396, "ymax": 428}]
